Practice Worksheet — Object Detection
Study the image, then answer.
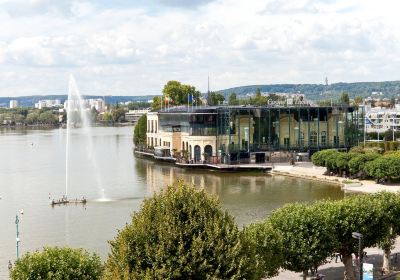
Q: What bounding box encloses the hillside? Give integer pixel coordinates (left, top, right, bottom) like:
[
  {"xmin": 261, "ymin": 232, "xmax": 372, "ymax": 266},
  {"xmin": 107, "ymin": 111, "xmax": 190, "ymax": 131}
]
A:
[{"xmin": 217, "ymin": 81, "xmax": 400, "ymax": 100}]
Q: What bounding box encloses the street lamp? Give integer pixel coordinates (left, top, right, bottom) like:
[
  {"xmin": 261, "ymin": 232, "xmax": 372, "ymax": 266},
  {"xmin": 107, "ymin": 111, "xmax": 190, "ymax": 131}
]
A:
[{"xmin": 352, "ymin": 232, "xmax": 363, "ymax": 280}]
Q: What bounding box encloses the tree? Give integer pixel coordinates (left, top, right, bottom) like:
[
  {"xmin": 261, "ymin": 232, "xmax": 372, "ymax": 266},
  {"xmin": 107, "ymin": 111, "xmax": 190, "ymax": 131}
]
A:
[
  {"xmin": 321, "ymin": 195, "xmax": 390, "ymax": 280},
  {"xmin": 207, "ymin": 91, "xmax": 225, "ymax": 106},
  {"xmin": 38, "ymin": 111, "xmax": 57, "ymax": 125},
  {"xmin": 162, "ymin": 80, "xmax": 201, "ymax": 106},
  {"xmin": 268, "ymin": 203, "xmax": 337, "ymax": 279},
  {"xmin": 353, "ymin": 96, "xmax": 363, "ymax": 106},
  {"xmin": 151, "ymin": 96, "xmax": 161, "ymax": 110},
  {"xmin": 245, "ymin": 221, "xmax": 284, "ymax": 279},
  {"xmin": 103, "ymin": 180, "xmax": 256, "ymax": 280},
  {"xmin": 26, "ymin": 112, "xmax": 39, "ymax": 124},
  {"xmin": 111, "ymin": 108, "xmax": 126, "ymax": 123},
  {"xmin": 228, "ymin": 92, "xmax": 239, "ymax": 105},
  {"xmin": 133, "ymin": 114, "xmax": 147, "ymax": 146},
  {"xmin": 10, "ymin": 246, "xmax": 103, "ymax": 280},
  {"xmin": 339, "ymin": 92, "xmax": 350, "ymax": 105}
]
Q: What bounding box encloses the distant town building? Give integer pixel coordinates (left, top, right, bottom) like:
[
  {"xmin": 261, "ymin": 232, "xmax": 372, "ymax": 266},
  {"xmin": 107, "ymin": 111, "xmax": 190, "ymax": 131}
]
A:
[
  {"xmin": 63, "ymin": 98, "xmax": 105, "ymax": 113},
  {"xmin": 125, "ymin": 109, "xmax": 150, "ymax": 123},
  {"xmin": 35, "ymin": 99, "xmax": 62, "ymax": 109},
  {"xmin": 364, "ymin": 105, "xmax": 400, "ymax": 133},
  {"xmin": 9, "ymin": 100, "xmax": 18, "ymax": 108}
]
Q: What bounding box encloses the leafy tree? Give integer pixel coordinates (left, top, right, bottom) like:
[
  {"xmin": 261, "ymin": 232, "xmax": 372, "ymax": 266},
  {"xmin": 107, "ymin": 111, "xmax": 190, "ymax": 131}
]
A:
[
  {"xmin": 244, "ymin": 221, "xmax": 283, "ymax": 279},
  {"xmin": 38, "ymin": 111, "xmax": 58, "ymax": 125},
  {"xmin": 228, "ymin": 92, "xmax": 239, "ymax": 105},
  {"xmin": 311, "ymin": 149, "xmax": 340, "ymax": 172},
  {"xmin": 207, "ymin": 91, "xmax": 225, "ymax": 106},
  {"xmin": 101, "ymin": 112, "xmax": 113, "ymax": 122},
  {"xmin": 26, "ymin": 112, "xmax": 39, "ymax": 124},
  {"xmin": 353, "ymin": 96, "xmax": 363, "ymax": 105},
  {"xmin": 268, "ymin": 203, "xmax": 337, "ymax": 279},
  {"xmin": 111, "ymin": 108, "xmax": 126, "ymax": 123},
  {"xmin": 103, "ymin": 180, "xmax": 256, "ymax": 280},
  {"xmin": 162, "ymin": 80, "xmax": 201, "ymax": 106},
  {"xmin": 10, "ymin": 246, "xmax": 103, "ymax": 280},
  {"xmin": 339, "ymin": 92, "xmax": 350, "ymax": 105},
  {"xmin": 151, "ymin": 96, "xmax": 161, "ymax": 110},
  {"xmin": 128, "ymin": 101, "xmax": 150, "ymax": 110},
  {"xmin": 133, "ymin": 114, "xmax": 147, "ymax": 146},
  {"xmin": 321, "ymin": 195, "xmax": 390, "ymax": 279}
]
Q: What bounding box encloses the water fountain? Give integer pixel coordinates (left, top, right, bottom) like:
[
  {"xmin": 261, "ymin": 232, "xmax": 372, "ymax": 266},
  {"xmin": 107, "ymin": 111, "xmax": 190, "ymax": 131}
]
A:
[{"xmin": 52, "ymin": 74, "xmax": 105, "ymax": 206}]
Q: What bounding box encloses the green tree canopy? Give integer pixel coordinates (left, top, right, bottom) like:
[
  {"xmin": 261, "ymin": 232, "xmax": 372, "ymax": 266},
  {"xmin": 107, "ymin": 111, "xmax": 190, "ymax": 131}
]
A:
[
  {"xmin": 10, "ymin": 246, "xmax": 103, "ymax": 280},
  {"xmin": 268, "ymin": 202, "xmax": 337, "ymax": 276},
  {"xmin": 228, "ymin": 92, "xmax": 239, "ymax": 105},
  {"xmin": 133, "ymin": 114, "xmax": 147, "ymax": 146},
  {"xmin": 103, "ymin": 180, "xmax": 256, "ymax": 280},
  {"xmin": 207, "ymin": 91, "xmax": 225, "ymax": 106},
  {"xmin": 162, "ymin": 80, "xmax": 201, "ymax": 106}
]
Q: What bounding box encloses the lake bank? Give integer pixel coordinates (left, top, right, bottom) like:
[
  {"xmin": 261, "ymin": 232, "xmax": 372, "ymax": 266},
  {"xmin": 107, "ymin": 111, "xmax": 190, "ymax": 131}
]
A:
[{"xmin": 272, "ymin": 162, "xmax": 400, "ymax": 194}]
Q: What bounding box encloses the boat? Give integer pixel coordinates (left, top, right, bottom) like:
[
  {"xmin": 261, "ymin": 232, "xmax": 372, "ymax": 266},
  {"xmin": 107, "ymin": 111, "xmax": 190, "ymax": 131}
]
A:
[{"xmin": 51, "ymin": 197, "xmax": 87, "ymax": 206}]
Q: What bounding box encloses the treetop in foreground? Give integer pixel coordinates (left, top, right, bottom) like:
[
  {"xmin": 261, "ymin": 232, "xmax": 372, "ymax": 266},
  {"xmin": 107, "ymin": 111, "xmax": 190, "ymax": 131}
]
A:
[
  {"xmin": 103, "ymin": 180, "xmax": 256, "ymax": 280},
  {"xmin": 10, "ymin": 246, "xmax": 103, "ymax": 280}
]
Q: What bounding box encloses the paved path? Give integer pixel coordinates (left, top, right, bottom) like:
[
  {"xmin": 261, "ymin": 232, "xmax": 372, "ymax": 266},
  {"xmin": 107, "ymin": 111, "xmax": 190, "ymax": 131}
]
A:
[
  {"xmin": 272, "ymin": 162, "xmax": 400, "ymax": 194},
  {"xmin": 270, "ymin": 237, "xmax": 400, "ymax": 280}
]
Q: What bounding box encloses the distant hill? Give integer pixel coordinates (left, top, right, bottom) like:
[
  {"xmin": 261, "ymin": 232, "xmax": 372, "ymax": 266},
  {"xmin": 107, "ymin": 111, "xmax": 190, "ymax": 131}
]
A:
[
  {"xmin": 0, "ymin": 95, "xmax": 157, "ymax": 108},
  {"xmin": 217, "ymin": 81, "xmax": 400, "ymax": 100}
]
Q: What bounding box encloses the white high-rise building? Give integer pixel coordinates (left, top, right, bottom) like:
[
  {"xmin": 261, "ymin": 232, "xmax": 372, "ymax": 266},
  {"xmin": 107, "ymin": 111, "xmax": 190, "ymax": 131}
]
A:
[{"xmin": 9, "ymin": 100, "xmax": 18, "ymax": 108}]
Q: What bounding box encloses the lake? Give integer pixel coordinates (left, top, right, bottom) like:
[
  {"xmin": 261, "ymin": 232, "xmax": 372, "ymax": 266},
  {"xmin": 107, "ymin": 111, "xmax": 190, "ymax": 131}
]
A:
[{"xmin": 0, "ymin": 126, "xmax": 343, "ymax": 278}]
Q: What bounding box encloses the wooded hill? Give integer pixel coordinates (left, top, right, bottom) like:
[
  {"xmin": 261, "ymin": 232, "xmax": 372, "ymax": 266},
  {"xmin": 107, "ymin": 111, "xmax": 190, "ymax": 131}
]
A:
[{"xmin": 217, "ymin": 80, "xmax": 400, "ymax": 100}]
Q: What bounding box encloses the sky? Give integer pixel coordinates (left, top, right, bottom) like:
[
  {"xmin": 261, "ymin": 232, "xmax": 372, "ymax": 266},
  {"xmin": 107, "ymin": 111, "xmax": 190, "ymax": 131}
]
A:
[{"xmin": 0, "ymin": 0, "xmax": 400, "ymax": 97}]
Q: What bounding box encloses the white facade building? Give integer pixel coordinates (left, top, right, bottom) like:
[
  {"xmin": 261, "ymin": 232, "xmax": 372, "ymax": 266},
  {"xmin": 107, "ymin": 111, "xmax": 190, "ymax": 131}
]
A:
[
  {"xmin": 9, "ymin": 100, "xmax": 18, "ymax": 108},
  {"xmin": 365, "ymin": 105, "xmax": 400, "ymax": 133},
  {"xmin": 35, "ymin": 99, "xmax": 62, "ymax": 109},
  {"xmin": 63, "ymin": 98, "xmax": 105, "ymax": 112}
]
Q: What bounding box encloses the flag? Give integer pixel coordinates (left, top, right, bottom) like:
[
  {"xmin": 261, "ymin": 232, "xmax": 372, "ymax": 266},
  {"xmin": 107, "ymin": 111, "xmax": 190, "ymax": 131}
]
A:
[
  {"xmin": 365, "ymin": 117, "xmax": 374, "ymax": 125},
  {"xmin": 188, "ymin": 94, "xmax": 193, "ymax": 103}
]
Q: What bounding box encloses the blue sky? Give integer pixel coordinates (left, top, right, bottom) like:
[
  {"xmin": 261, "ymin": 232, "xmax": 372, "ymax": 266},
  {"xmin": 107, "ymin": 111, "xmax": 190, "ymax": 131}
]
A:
[{"xmin": 0, "ymin": 0, "xmax": 399, "ymax": 96}]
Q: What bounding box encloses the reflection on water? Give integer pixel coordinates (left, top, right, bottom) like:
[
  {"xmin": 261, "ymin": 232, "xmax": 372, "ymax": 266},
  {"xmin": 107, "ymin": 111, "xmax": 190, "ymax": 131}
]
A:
[
  {"xmin": 136, "ymin": 159, "xmax": 343, "ymax": 225},
  {"xmin": 0, "ymin": 127, "xmax": 343, "ymax": 278}
]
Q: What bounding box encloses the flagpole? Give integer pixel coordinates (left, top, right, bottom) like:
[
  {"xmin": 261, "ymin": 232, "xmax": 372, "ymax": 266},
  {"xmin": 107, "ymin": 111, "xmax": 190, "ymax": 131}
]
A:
[
  {"xmin": 363, "ymin": 100, "xmax": 366, "ymax": 147},
  {"xmin": 188, "ymin": 93, "xmax": 189, "ymax": 112},
  {"xmin": 161, "ymin": 95, "xmax": 163, "ymax": 112}
]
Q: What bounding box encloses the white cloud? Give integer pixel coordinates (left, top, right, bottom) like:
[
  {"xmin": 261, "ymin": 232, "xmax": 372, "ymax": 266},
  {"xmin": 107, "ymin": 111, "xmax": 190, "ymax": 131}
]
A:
[{"xmin": 1, "ymin": 0, "xmax": 400, "ymax": 96}]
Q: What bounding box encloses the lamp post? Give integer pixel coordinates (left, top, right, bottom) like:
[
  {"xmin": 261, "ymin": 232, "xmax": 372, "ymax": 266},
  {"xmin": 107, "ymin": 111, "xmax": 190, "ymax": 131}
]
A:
[
  {"xmin": 15, "ymin": 215, "xmax": 20, "ymax": 259},
  {"xmin": 352, "ymin": 232, "xmax": 363, "ymax": 280}
]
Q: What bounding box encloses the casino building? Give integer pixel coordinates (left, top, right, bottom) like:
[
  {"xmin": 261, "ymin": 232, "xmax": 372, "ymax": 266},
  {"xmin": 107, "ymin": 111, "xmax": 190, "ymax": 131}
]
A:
[{"xmin": 145, "ymin": 104, "xmax": 363, "ymax": 164}]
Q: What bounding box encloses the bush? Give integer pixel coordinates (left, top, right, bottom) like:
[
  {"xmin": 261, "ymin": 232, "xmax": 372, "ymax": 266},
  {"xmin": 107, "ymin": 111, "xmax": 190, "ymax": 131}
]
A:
[
  {"xmin": 103, "ymin": 180, "xmax": 256, "ymax": 279},
  {"xmin": 364, "ymin": 154, "xmax": 400, "ymax": 181},
  {"xmin": 10, "ymin": 247, "xmax": 103, "ymax": 280},
  {"xmin": 348, "ymin": 152, "xmax": 381, "ymax": 176},
  {"xmin": 311, "ymin": 149, "xmax": 339, "ymax": 168}
]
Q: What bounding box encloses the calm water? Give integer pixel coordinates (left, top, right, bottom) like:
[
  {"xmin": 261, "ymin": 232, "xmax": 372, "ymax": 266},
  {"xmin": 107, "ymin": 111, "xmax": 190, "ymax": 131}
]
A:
[{"xmin": 0, "ymin": 126, "xmax": 343, "ymax": 278}]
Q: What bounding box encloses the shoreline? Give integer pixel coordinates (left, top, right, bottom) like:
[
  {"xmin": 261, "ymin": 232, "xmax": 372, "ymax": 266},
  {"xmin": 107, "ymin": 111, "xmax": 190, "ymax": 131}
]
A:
[{"xmin": 272, "ymin": 162, "xmax": 400, "ymax": 194}]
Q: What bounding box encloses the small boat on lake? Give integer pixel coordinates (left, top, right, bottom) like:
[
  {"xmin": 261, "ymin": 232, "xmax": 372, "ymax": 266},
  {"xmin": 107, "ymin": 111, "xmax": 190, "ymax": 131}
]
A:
[{"xmin": 51, "ymin": 196, "xmax": 87, "ymax": 206}]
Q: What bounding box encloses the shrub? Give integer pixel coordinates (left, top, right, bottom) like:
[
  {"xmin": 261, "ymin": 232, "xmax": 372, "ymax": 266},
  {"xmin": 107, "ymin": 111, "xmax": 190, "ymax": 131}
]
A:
[
  {"xmin": 348, "ymin": 152, "xmax": 381, "ymax": 176},
  {"xmin": 311, "ymin": 149, "xmax": 339, "ymax": 169},
  {"xmin": 364, "ymin": 154, "xmax": 400, "ymax": 181},
  {"xmin": 10, "ymin": 247, "xmax": 103, "ymax": 280},
  {"xmin": 103, "ymin": 180, "xmax": 256, "ymax": 280}
]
